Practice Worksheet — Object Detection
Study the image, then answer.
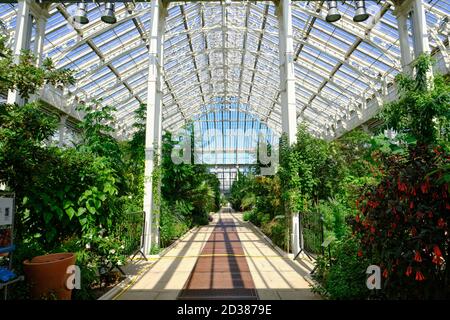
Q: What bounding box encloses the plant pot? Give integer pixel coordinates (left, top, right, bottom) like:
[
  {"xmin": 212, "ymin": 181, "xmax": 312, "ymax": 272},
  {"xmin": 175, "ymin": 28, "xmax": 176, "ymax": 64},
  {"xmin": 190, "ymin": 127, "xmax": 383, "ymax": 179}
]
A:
[{"xmin": 23, "ymin": 252, "xmax": 76, "ymax": 300}]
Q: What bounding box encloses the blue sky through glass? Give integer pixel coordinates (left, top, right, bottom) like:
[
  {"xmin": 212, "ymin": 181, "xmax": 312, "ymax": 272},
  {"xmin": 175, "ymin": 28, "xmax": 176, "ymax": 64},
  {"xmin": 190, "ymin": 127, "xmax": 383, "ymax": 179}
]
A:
[{"xmin": 173, "ymin": 98, "xmax": 278, "ymax": 165}]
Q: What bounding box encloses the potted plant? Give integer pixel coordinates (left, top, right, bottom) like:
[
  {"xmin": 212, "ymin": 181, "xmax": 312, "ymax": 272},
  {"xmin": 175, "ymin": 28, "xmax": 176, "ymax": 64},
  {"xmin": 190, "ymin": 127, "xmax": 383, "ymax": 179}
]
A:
[{"xmin": 23, "ymin": 252, "xmax": 76, "ymax": 300}]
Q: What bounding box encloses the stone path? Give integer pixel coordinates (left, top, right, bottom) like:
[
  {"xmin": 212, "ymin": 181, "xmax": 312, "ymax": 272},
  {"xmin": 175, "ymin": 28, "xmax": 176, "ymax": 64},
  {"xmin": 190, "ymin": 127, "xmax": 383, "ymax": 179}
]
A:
[
  {"xmin": 114, "ymin": 207, "xmax": 321, "ymax": 300},
  {"xmin": 178, "ymin": 217, "xmax": 258, "ymax": 299}
]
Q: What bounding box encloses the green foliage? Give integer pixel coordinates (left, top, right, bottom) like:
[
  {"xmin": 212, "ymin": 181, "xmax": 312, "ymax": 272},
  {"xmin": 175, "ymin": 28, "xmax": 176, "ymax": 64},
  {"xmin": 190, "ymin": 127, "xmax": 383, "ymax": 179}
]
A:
[
  {"xmin": 124, "ymin": 110, "xmax": 222, "ymax": 248},
  {"xmin": 378, "ymin": 54, "xmax": 450, "ymax": 145},
  {"xmin": 332, "ymin": 129, "xmax": 382, "ymax": 199},
  {"xmin": 230, "ymin": 114, "xmax": 389, "ymax": 297},
  {"xmin": 16, "ymin": 150, "xmax": 119, "ymax": 247},
  {"xmin": 160, "ymin": 131, "xmax": 220, "ymax": 225},
  {"xmin": 121, "ymin": 104, "xmax": 147, "ymax": 214},
  {"xmin": 352, "ymin": 145, "xmax": 450, "ymax": 299},
  {"xmin": 0, "ymin": 31, "xmax": 221, "ymax": 300},
  {"xmin": 261, "ymin": 215, "xmax": 287, "ymax": 249},
  {"xmin": 159, "ymin": 199, "xmax": 189, "ymax": 247},
  {"xmin": 0, "ymin": 34, "xmax": 74, "ymax": 100},
  {"xmin": 0, "ymin": 102, "xmax": 58, "ymax": 197},
  {"xmin": 240, "ymin": 193, "xmax": 256, "ymax": 211},
  {"xmin": 314, "ymin": 236, "xmax": 371, "ymax": 300},
  {"xmin": 316, "ymin": 198, "xmax": 351, "ymax": 241},
  {"xmin": 229, "ymin": 172, "xmax": 256, "ymax": 211},
  {"xmin": 242, "ymin": 210, "xmax": 260, "ymax": 226},
  {"xmin": 290, "ymin": 125, "xmax": 344, "ymax": 203},
  {"xmin": 348, "ymin": 55, "xmax": 450, "ymax": 299},
  {"xmin": 0, "ymin": 40, "xmax": 125, "ymax": 299},
  {"xmin": 242, "ymin": 211, "xmax": 253, "ymax": 221},
  {"xmin": 76, "ymin": 101, "xmax": 124, "ymax": 169}
]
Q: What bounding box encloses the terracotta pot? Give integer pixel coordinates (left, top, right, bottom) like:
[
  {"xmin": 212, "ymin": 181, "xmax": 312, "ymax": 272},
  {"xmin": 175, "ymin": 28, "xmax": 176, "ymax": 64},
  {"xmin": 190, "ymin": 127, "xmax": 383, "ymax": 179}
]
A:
[{"xmin": 23, "ymin": 252, "xmax": 76, "ymax": 300}]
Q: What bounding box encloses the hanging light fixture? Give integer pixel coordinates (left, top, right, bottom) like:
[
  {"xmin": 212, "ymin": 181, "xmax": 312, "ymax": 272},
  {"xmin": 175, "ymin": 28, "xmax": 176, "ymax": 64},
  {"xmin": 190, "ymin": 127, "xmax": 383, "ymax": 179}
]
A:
[
  {"xmin": 73, "ymin": 2, "xmax": 89, "ymax": 25},
  {"xmin": 326, "ymin": 1, "xmax": 341, "ymax": 23},
  {"xmin": 101, "ymin": 2, "xmax": 117, "ymax": 24},
  {"xmin": 353, "ymin": 0, "xmax": 370, "ymax": 22}
]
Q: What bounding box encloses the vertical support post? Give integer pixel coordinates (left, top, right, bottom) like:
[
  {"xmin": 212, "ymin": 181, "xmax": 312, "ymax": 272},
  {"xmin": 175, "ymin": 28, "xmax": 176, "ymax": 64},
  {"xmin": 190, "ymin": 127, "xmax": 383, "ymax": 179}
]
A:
[
  {"xmin": 395, "ymin": 0, "xmax": 432, "ymax": 82},
  {"xmin": 59, "ymin": 115, "xmax": 68, "ymax": 147},
  {"xmin": 292, "ymin": 213, "xmax": 300, "ymax": 256},
  {"xmin": 153, "ymin": 6, "xmax": 166, "ymax": 248},
  {"xmin": 7, "ymin": 0, "xmax": 32, "ymax": 105},
  {"xmin": 143, "ymin": 0, "xmax": 165, "ymax": 255},
  {"xmin": 410, "ymin": 0, "xmax": 433, "ymax": 87},
  {"xmin": 396, "ymin": 13, "xmax": 413, "ymax": 74},
  {"xmin": 277, "ymin": 0, "xmax": 297, "ymax": 145},
  {"xmin": 382, "ymin": 76, "xmax": 388, "ymax": 96},
  {"xmin": 410, "ymin": 0, "xmax": 430, "ymax": 56},
  {"xmin": 277, "ymin": 0, "xmax": 300, "ymax": 258},
  {"xmin": 34, "ymin": 14, "xmax": 48, "ymax": 67}
]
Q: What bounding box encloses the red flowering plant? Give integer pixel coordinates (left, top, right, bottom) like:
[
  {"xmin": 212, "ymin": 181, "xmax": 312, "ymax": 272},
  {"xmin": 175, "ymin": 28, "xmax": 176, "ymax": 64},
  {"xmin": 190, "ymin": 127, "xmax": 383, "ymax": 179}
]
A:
[
  {"xmin": 350, "ymin": 55, "xmax": 450, "ymax": 299},
  {"xmin": 351, "ymin": 145, "xmax": 449, "ymax": 299}
]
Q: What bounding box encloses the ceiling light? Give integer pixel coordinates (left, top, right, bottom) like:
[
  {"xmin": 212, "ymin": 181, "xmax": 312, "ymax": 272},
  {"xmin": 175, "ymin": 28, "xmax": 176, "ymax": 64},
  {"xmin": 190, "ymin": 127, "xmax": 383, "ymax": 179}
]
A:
[
  {"xmin": 353, "ymin": 1, "xmax": 370, "ymax": 22},
  {"xmin": 326, "ymin": 1, "xmax": 341, "ymax": 23},
  {"xmin": 101, "ymin": 3, "xmax": 117, "ymax": 24},
  {"xmin": 73, "ymin": 2, "xmax": 89, "ymax": 25}
]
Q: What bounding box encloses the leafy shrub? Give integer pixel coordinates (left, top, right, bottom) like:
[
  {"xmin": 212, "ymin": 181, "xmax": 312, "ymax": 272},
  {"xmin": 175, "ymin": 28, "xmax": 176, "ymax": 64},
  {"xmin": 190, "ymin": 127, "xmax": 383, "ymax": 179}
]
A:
[
  {"xmin": 242, "ymin": 211, "xmax": 253, "ymax": 221},
  {"xmin": 316, "ymin": 198, "xmax": 351, "ymax": 241},
  {"xmin": 229, "ymin": 172, "xmax": 256, "ymax": 211},
  {"xmin": 258, "ymin": 212, "xmax": 272, "ymax": 226},
  {"xmin": 193, "ymin": 212, "xmax": 210, "ymax": 226},
  {"xmin": 0, "ymin": 35, "xmax": 74, "ymax": 99},
  {"xmin": 261, "ymin": 216, "xmax": 287, "ymax": 250},
  {"xmin": 160, "ymin": 131, "xmax": 221, "ymax": 226},
  {"xmin": 350, "ymin": 56, "xmax": 450, "ymax": 300},
  {"xmin": 0, "ymin": 33, "xmax": 223, "ymax": 300},
  {"xmin": 240, "ymin": 193, "xmax": 256, "ymax": 211},
  {"xmin": 353, "ymin": 145, "xmax": 450, "ymax": 299},
  {"xmin": 377, "ymin": 54, "xmax": 450, "ymax": 145},
  {"xmin": 314, "ymin": 236, "xmax": 371, "ymax": 300},
  {"xmin": 248, "ymin": 211, "xmax": 260, "ymax": 226}
]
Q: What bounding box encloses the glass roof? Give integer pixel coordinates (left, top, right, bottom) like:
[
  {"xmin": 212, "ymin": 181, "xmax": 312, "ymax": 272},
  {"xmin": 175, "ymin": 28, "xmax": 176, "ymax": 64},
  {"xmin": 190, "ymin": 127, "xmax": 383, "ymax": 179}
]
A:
[
  {"xmin": 191, "ymin": 100, "xmax": 276, "ymax": 165},
  {"xmin": 0, "ymin": 0, "xmax": 449, "ymax": 141}
]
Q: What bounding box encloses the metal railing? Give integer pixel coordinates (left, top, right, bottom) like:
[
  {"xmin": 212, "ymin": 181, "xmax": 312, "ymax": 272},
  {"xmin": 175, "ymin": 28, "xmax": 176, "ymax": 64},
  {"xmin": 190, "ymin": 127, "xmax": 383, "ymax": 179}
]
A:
[{"xmin": 115, "ymin": 211, "xmax": 146, "ymax": 260}]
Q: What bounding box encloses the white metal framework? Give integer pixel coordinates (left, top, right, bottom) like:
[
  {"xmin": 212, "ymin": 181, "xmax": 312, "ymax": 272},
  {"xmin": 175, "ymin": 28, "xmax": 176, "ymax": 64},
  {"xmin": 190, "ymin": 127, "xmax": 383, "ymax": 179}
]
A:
[{"xmin": 1, "ymin": 0, "xmax": 449, "ymax": 255}]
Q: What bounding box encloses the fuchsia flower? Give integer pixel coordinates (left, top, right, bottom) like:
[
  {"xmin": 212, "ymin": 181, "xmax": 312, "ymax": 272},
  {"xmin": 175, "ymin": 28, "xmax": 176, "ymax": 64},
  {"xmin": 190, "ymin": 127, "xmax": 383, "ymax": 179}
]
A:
[
  {"xmin": 433, "ymin": 245, "xmax": 442, "ymax": 257},
  {"xmin": 398, "ymin": 180, "xmax": 407, "ymax": 192},
  {"xmin": 432, "ymin": 245, "xmax": 443, "ymax": 265},
  {"xmin": 414, "ymin": 250, "xmax": 422, "ymax": 262},
  {"xmin": 415, "ymin": 271, "xmax": 425, "ymax": 281},
  {"xmin": 405, "ymin": 266, "xmax": 413, "ymax": 277}
]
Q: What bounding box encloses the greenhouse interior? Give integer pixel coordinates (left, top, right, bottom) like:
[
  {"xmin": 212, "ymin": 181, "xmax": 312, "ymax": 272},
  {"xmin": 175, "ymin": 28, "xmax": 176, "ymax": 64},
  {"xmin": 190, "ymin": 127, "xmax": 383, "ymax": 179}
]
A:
[{"xmin": 0, "ymin": 0, "xmax": 449, "ymax": 301}]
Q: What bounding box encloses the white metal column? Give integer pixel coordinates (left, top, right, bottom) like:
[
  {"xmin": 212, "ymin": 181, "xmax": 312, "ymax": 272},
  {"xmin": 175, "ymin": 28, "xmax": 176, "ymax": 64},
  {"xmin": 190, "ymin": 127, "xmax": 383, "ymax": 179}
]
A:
[
  {"xmin": 277, "ymin": 0, "xmax": 297, "ymax": 145},
  {"xmin": 153, "ymin": 2, "xmax": 166, "ymax": 248},
  {"xmin": 277, "ymin": 0, "xmax": 300, "ymax": 258},
  {"xmin": 410, "ymin": 0, "xmax": 430, "ymax": 56},
  {"xmin": 58, "ymin": 115, "xmax": 68, "ymax": 147},
  {"xmin": 7, "ymin": 0, "xmax": 32, "ymax": 105},
  {"xmin": 143, "ymin": 0, "xmax": 165, "ymax": 255},
  {"xmin": 34, "ymin": 13, "xmax": 48, "ymax": 67},
  {"xmin": 396, "ymin": 13, "xmax": 413, "ymax": 74},
  {"xmin": 395, "ymin": 0, "xmax": 431, "ymax": 76}
]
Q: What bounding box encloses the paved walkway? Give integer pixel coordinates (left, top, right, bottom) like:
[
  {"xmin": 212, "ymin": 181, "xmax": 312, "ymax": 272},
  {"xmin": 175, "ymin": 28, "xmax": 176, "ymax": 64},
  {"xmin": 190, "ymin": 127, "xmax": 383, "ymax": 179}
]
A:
[
  {"xmin": 114, "ymin": 207, "xmax": 321, "ymax": 300},
  {"xmin": 178, "ymin": 217, "xmax": 258, "ymax": 300}
]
